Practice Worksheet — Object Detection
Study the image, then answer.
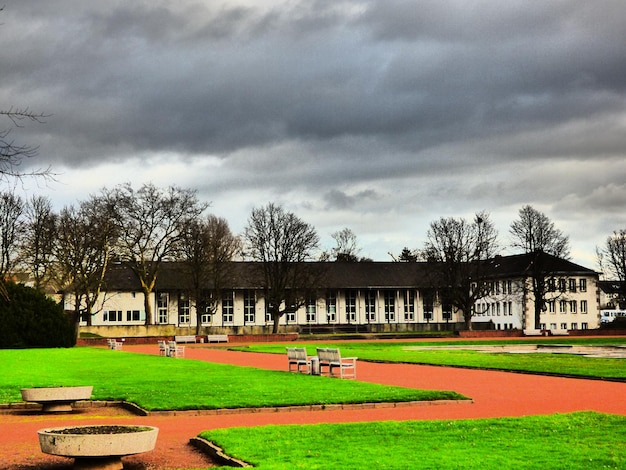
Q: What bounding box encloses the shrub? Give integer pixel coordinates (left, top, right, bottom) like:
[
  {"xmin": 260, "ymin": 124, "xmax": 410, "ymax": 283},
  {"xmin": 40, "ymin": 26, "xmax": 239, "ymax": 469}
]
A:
[{"xmin": 0, "ymin": 282, "xmax": 75, "ymax": 348}]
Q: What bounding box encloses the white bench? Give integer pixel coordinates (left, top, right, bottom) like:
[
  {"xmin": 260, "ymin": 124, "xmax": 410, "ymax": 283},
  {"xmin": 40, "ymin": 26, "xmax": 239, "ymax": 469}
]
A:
[
  {"xmin": 207, "ymin": 334, "xmax": 229, "ymax": 343},
  {"xmin": 168, "ymin": 341, "xmax": 185, "ymax": 358},
  {"xmin": 107, "ymin": 339, "xmax": 123, "ymax": 350},
  {"xmin": 174, "ymin": 335, "xmax": 197, "ymax": 343},
  {"xmin": 286, "ymin": 347, "xmax": 310, "ymax": 373},
  {"xmin": 316, "ymin": 347, "xmax": 357, "ymax": 379}
]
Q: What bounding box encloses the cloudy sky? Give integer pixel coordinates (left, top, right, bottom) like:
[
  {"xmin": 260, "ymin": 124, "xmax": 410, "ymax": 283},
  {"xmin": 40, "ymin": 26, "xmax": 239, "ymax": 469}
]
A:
[{"xmin": 2, "ymin": 1, "xmax": 625, "ymax": 266}]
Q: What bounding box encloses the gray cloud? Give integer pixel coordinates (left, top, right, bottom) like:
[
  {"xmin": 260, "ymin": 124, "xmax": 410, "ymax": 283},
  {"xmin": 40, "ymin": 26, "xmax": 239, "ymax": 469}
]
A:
[{"xmin": 2, "ymin": 0, "xmax": 625, "ymax": 264}]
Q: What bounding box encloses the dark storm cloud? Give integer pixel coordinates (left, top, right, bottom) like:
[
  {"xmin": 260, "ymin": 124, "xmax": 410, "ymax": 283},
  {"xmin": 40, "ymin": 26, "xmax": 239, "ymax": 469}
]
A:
[{"xmin": 2, "ymin": 0, "xmax": 625, "ymax": 262}]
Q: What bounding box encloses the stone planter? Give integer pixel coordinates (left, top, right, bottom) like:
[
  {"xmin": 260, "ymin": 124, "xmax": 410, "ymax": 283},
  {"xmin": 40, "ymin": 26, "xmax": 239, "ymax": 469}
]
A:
[
  {"xmin": 38, "ymin": 425, "xmax": 159, "ymax": 470},
  {"xmin": 21, "ymin": 386, "xmax": 93, "ymax": 412}
]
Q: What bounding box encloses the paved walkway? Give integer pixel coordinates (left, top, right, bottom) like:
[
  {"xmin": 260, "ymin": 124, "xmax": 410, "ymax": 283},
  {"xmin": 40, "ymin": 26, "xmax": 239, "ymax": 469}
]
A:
[{"xmin": 2, "ymin": 344, "xmax": 625, "ymax": 469}]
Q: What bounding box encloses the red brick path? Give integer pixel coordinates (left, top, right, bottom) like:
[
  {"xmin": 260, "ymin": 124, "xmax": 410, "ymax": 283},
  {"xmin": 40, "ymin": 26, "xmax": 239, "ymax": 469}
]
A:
[{"xmin": 1, "ymin": 344, "xmax": 625, "ymax": 469}]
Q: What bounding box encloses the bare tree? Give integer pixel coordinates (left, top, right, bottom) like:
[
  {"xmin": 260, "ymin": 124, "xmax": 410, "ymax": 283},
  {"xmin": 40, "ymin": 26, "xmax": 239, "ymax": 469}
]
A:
[
  {"xmin": 109, "ymin": 183, "xmax": 208, "ymax": 324},
  {"xmin": 20, "ymin": 196, "xmax": 57, "ymax": 291},
  {"xmin": 598, "ymin": 229, "xmax": 626, "ymax": 306},
  {"xmin": 421, "ymin": 211, "xmax": 499, "ymax": 330},
  {"xmin": 330, "ymin": 228, "xmax": 361, "ymax": 262},
  {"xmin": 179, "ymin": 214, "xmax": 241, "ymax": 334},
  {"xmin": 244, "ymin": 203, "xmax": 320, "ymax": 333},
  {"xmin": 0, "ymin": 191, "xmax": 25, "ymax": 279},
  {"xmin": 509, "ymin": 205, "xmax": 571, "ymax": 329},
  {"xmin": 55, "ymin": 195, "xmax": 118, "ymax": 335}
]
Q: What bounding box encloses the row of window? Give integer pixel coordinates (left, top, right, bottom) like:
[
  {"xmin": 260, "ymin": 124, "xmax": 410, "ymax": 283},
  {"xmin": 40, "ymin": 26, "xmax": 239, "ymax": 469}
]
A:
[
  {"xmin": 547, "ymin": 300, "xmax": 588, "ymax": 314},
  {"xmin": 103, "ymin": 310, "xmax": 142, "ymax": 322},
  {"xmin": 541, "ymin": 323, "xmax": 588, "ymax": 330}
]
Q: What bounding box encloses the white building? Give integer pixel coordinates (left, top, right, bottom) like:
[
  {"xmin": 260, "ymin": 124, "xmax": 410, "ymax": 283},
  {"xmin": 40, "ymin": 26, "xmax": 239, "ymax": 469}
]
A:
[{"xmin": 66, "ymin": 254, "xmax": 601, "ymax": 338}]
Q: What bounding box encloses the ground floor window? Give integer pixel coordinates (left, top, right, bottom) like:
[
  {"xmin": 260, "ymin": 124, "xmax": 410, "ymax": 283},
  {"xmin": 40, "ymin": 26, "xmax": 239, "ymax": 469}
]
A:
[
  {"xmin": 126, "ymin": 310, "xmax": 141, "ymax": 322},
  {"xmin": 157, "ymin": 293, "xmax": 169, "ymax": 324},
  {"xmin": 345, "ymin": 290, "xmax": 357, "ymax": 322},
  {"xmin": 222, "ymin": 291, "xmax": 234, "ymax": 324},
  {"xmin": 326, "ymin": 291, "xmax": 337, "ymax": 322},
  {"xmin": 384, "ymin": 291, "xmax": 395, "ymax": 322},
  {"xmin": 365, "ymin": 290, "xmax": 376, "ymax": 322},
  {"xmin": 306, "ymin": 297, "xmax": 316, "ymax": 323},
  {"xmin": 104, "ymin": 310, "xmax": 122, "ymax": 322},
  {"xmin": 244, "ymin": 290, "xmax": 255, "ymax": 323},
  {"xmin": 404, "ymin": 290, "xmax": 415, "ymax": 321},
  {"xmin": 178, "ymin": 293, "xmax": 190, "ymax": 324}
]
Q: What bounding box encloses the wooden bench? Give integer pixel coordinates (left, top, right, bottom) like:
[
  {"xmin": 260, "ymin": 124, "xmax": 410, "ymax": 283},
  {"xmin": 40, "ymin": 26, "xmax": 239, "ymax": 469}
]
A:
[
  {"xmin": 175, "ymin": 335, "xmax": 197, "ymax": 343},
  {"xmin": 207, "ymin": 334, "xmax": 229, "ymax": 343},
  {"xmin": 286, "ymin": 347, "xmax": 310, "ymax": 373},
  {"xmin": 316, "ymin": 347, "xmax": 357, "ymax": 379}
]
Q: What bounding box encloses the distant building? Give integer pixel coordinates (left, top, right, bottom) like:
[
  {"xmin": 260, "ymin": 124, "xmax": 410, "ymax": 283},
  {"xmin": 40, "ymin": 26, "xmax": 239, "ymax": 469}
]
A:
[{"xmin": 64, "ymin": 253, "xmax": 601, "ymax": 338}]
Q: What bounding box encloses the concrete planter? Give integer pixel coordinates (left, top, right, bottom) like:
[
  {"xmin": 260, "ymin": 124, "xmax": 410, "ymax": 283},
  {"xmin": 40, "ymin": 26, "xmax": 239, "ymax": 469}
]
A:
[
  {"xmin": 38, "ymin": 425, "xmax": 159, "ymax": 470},
  {"xmin": 21, "ymin": 386, "xmax": 93, "ymax": 412}
]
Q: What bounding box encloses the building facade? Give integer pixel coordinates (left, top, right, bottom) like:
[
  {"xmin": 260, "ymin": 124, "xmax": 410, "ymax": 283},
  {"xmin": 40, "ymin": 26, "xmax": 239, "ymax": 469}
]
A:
[{"xmin": 67, "ymin": 254, "xmax": 602, "ymax": 337}]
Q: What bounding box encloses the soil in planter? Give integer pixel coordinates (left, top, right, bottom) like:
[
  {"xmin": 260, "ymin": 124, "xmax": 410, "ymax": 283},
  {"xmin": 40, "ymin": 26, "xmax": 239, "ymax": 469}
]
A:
[{"xmin": 52, "ymin": 426, "xmax": 153, "ymax": 435}]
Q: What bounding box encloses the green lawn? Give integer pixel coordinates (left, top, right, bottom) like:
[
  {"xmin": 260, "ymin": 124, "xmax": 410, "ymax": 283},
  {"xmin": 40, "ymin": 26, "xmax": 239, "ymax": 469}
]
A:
[
  {"xmin": 238, "ymin": 338, "xmax": 626, "ymax": 380},
  {"xmin": 200, "ymin": 412, "xmax": 626, "ymax": 469},
  {"xmin": 0, "ymin": 348, "xmax": 464, "ymax": 410}
]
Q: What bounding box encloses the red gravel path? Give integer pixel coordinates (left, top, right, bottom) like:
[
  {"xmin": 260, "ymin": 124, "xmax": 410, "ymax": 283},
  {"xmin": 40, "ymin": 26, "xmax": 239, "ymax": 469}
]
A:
[{"xmin": 1, "ymin": 344, "xmax": 625, "ymax": 469}]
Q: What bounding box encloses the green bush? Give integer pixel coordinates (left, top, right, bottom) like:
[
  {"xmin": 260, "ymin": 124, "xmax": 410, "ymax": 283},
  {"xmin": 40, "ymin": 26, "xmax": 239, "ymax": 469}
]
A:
[{"xmin": 0, "ymin": 282, "xmax": 75, "ymax": 348}]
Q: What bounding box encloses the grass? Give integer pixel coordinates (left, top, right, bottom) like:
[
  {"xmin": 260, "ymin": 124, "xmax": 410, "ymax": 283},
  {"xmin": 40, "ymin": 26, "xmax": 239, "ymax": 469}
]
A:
[
  {"xmin": 200, "ymin": 412, "xmax": 626, "ymax": 469},
  {"xmin": 0, "ymin": 348, "xmax": 465, "ymax": 410},
  {"xmin": 237, "ymin": 338, "xmax": 626, "ymax": 380}
]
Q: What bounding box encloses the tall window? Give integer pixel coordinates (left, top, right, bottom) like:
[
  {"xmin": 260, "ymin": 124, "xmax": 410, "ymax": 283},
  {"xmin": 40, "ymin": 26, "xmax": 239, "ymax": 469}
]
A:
[
  {"xmin": 559, "ymin": 300, "xmax": 567, "ymax": 313},
  {"xmin": 326, "ymin": 291, "xmax": 337, "ymax": 322},
  {"xmin": 569, "ymin": 300, "xmax": 577, "ymax": 313},
  {"xmin": 548, "ymin": 300, "xmax": 556, "ymax": 313},
  {"xmin": 558, "ymin": 279, "xmax": 567, "ymax": 292},
  {"xmin": 157, "ymin": 293, "xmax": 169, "ymax": 324},
  {"xmin": 222, "ymin": 291, "xmax": 234, "ymax": 324},
  {"xmin": 581, "ymin": 300, "xmax": 587, "ymax": 314},
  {"xmin": 442, "ymin": 302, "xmax": 453, "ymax": 321},
  {"xmin": 126, "ymin": 310, "xmax": 140, "ymax": 322},
  {"xmin": 306, "ymin": 296, "xmax": 316, "ymax": 323},
  {"xmin": 384, "ymin": 291, "xmax": 395, "ymax": 322},
  {"xmin": 365, "ymin": 290, "xmax": 376, "ymax": 322},
  {"xmin": 178, "ymin": 293, "xmax": 190, "ymax": 324},
  {"xmin": 569, "ymin": 278, "xmax": 577, "ymax": 292},
  {"xmin": 423, "ymin": 290, "xmax": 434, "ymax": 321},
  {"xmin": 579, "ymin": 278, "xmax": 587, "ymax": 292},
  {"xmin": 403, "ymin": 290, "xmax": 415, "ymax": 321},
  {"xmin": 244, "ymin": 290, "xmax": 255, "ymax": 323},
  {"xmin": 345, "ymin": 290, "xmax": 357, "ymax": 322}
]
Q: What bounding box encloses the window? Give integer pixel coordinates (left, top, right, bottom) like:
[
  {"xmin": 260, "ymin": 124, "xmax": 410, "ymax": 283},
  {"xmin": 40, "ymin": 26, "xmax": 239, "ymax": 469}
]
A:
[
  {"xmin": 104, "ymin": 310, "xmax": 122, "ymax": 322},
  {"xmin": 548, "ymin": 278, "xmax": 556, "ymax": 292},
  {"xmin": 550, "ymin": 323, "xmax": 557, "ymax": 330},
  {"xmin": 222, "ymin": 291, "xmax": 233, "ymax": 324},
  {"xmin": 569, "ymin": 278, "xmax": 577, "ymax": 292},
  {"xmin": 286, "ymin": 311, "xmax": 296, "ymax": 323},
  {"xmin": 540, "ymin": 323, "xmax": 546, "ymax": 330},
  {"xmin": 326, "ymin": 291, "xmax": 337, "ymax": 322},
  {"xmin": 157, "ymin": 293, "xmax": 169, "ymax": 324},
  {"xmin": 571, "ymin": 323, "xmax": 578, "ymax": 330},
  {"xmin": 345, "ymin": 290, "xmax": 357, "ymax": 322},
  {"xmin": 365, "ymin": 290, "xmax": 376, "ymax": 322},
  {"xmin": 126, "ymin": 310, "xmax": 140, "ymax": 322},
  {"xmin": 581, "ymin": 322, "xmax": 588, "ymax": 330},
  {"xmin": 548, "ymin": 300, "xmax": 556, "ymax": 313},
  {"xmin": 384, "ymin": 291, "xmax": 395, "ymax": 322},
  {"xmin": 243, "ymin": 290, "xmax": 255, "ymax": 323},
  {"xmin": 559, "ymin": 300, "xmax": 567, "ymax": 313},
  {"xmin": 201, "ymin": 306, "xmax": 212, "ymax": 325},
  {"xmin": 558, "ymin": 279, "xmax": 567, "ymax": 292},
  {"xmin": 423, "ymin": 290, "xmax": 434, "ymax": 321},
  {"xmin": 403, "ymin": 291, "xmax": 415, "ymax": 321},
  {"xmin": 560, "ymin": 323, "xmax": 567, "ymax": 330},
  {"xmin": 442, "ymin": 301, "xmax": 453, "ymax": 321},
  {"xmin": 178, "ymin": 293, "xmax": 190, "ymax": 324},
  {"xmin": 579, "ymin": 278, "xmax": 587, "ymax": 292},
  {"xmin": 505, "ymin": 280, "xmax": 512, "ymax": 295},
  {"xmin": 569, "ymin": 300, "xmax": 577, "ymax": 314},
  {"xmin": 580, "ymin": 300, "xmax": 587, "ymax": 314},
  {"xmin": 494, "ymin": 281, "xmax": 500, "ymax": 295},
  {"xmin": 306, "ymin": 297, "xmax": 316, "ymax": 323}
]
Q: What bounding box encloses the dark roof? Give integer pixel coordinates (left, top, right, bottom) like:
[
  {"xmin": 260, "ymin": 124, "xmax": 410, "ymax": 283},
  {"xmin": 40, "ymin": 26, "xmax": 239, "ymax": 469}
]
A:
[
  {"xmin": 484, "ymin": 252, "xmax": 598, "ymax": 279},
  {"xmin": 598, "ymin": 280, "xmax": 626, "ymax": 294},
  {"xmin": 102, "ymin": 254, "xmax": 597, "ymax": 292}
]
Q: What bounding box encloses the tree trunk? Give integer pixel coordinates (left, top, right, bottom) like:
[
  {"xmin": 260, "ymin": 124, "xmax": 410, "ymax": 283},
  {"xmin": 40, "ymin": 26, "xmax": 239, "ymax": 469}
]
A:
[
  {"xmin": 143, "ymin": 288, "xmax": 153, "ymax": 325},
  {"xmin": 272, "ymin": 312, "xmax": 281, "ymax": 334}
]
